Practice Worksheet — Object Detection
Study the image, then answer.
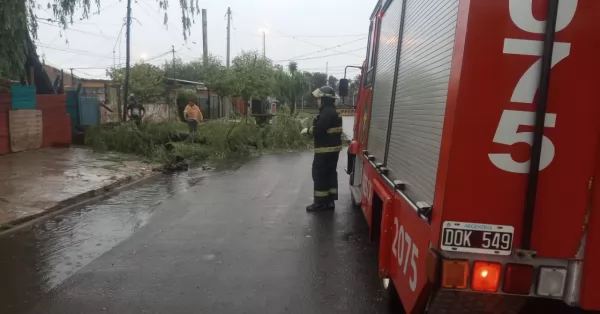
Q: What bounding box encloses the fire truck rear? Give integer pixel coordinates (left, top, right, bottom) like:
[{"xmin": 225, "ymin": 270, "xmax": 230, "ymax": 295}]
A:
[{"xmin": 339, "ymin": 0, "xmax": 600, "ymax": 312}]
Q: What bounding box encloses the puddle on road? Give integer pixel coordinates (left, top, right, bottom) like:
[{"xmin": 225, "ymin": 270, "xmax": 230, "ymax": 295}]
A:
[{"xmin": 0, "ymin": 166, "xmax": 217, "ymax": 314}]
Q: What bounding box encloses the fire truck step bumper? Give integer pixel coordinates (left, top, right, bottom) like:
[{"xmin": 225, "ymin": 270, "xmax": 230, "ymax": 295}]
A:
[{"xmin": 427, "ymin": 290, "xmax": 526, "ymax": 314}]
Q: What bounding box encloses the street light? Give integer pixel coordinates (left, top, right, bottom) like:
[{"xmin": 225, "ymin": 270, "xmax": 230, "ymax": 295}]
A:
[{"xmin": 259, "ymin": 26, "xmax": 269, "ymax": 57}]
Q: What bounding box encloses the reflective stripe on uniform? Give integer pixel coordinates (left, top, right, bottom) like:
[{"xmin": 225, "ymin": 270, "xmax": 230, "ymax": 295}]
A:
[
  {"xmin": 314, "ymin": 146, "xmax": 343, "ymax": 153},
  {"xmin": 314, "ymin": 190, "xmax": 330, "ymax": 197},
  {"xmin": 327, "ymin": 127, "xmax": 343, "ymax": 133},
  {"xmin": 329, "ymin": 188, "xmax": 338, "ymax": 195}
]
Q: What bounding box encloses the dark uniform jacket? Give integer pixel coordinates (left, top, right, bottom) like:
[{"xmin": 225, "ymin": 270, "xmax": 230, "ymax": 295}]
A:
[{"xmin": 308, "ymin": 103, "xmax": 343, "ymax": 153}]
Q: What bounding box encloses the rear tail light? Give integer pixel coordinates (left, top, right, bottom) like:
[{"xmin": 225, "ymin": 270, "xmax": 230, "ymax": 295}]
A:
[
  {"xmin": 536, "ymin": 267, "xmax": 567, "ymax": 297},
  {"xmin": 471, "ymin": 261, "xmax": 501, "ymax": 292},
  {"xmin": 441, "ymin": 259, "xmax": 469, "ymax": 289},
  {"xmin": 503, "ymin": 263, "xmax": 534, "ymax": 295}
]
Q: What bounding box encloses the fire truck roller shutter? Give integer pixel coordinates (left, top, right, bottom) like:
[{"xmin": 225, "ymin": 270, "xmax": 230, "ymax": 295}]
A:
[
  {"xmin": 366, "ymin": 0, "xmax": 403, "ymax": 164},
  {"xmin": 386, "ymin": 0, "xmax": 460, "ymax": 206}
]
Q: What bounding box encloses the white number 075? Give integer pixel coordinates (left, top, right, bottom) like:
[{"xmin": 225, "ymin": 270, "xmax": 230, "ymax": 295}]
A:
[
  {"xmin": 489, "ymin": 0, "xmax": 577, "ymax": 174},
  {"xmin": 391, "ymin": 217, "xmax": 419, "ymax": 291}
]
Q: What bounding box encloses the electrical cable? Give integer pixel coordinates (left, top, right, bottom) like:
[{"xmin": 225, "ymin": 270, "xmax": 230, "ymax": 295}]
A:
[
  {"xmin": 35, "ymin": 42, "xmax": 124, "ymax": 59},
  {"xmin": 275, "ymin": 48, "xmax": 365, "ymax": 62},
  {"xmin": 136, "ymin": 0, "xmax": 185, "ymax": 46},
  {"xmin": 233, "ymin": 12, "xmax": 364, "ymax": 59},
  {"xmin": 286, "ymin": 37, "xmax": 367, "ymax": 60},
  {"xmin": 38, "ymin": 21, "xmax": 118, "ymax": 40}
]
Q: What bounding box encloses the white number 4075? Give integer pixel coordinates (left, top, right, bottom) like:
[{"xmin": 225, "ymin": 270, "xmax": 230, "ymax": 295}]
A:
[{"xmin": 391, "ymin": 217, "xmax": 419, "ymax": 291}]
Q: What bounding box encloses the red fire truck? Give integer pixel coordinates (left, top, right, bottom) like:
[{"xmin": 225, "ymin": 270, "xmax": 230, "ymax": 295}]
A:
[{"xmin": 338, "ymin": 0, "xmax": 600, "ymax": 312}]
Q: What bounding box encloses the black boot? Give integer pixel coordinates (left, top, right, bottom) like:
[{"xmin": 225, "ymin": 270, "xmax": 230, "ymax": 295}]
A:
[{"xmin": 306, "ymin": 202, "xmax": 332, "ymax": 212}]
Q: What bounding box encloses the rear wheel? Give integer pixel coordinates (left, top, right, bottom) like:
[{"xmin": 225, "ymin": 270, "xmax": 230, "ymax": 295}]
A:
[{"xmin": 382, "ymin": 278, "xmax": 405, "ymax": 313}]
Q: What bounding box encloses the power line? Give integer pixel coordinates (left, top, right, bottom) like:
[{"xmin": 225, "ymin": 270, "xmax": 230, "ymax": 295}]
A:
[
  {"xmin": 70, "ymin": 52, "xmax": 171, "ymax": 70},
  {"xmin": 287, "ymin": 37, "xmax": 367, "ymax": 60},
  {"xmin": 72, "ymin": 69, "xmax": 109, "ymax": 79},
  {"xmin": 233, "ymin": 12, "xmax": 364, "ymax": 58},
  {"xmin": 112, "ymin": 21, "xmax": 127, "ymax": 52},
  {"xmin": 281, "ymin": 34, "xmax": 367, "ymax": 38},
  {"xmin": 136, "ymin": 0, "xmax": 185, "ymax": 46},
  {"xmin": 38, "ymin": 21, "xmax": 119, "ymax": 40},
  {"xmin": 35, "ymin": 42, "xmax": 125, "ymax": 59},
  {"xmin": 268, "ymin": 29, "xmax": 364, "ymax": 58},
  {"xmin": 275, "ymin": 47, "xmax": 365, "ymax": 62},
  {"xmin": 302, "ymin": 65, "xmax": 349, "ymax": 70}
]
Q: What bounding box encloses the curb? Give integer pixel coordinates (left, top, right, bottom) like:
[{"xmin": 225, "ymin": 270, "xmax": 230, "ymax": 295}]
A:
[{"xmin": 0, "ymin": 171, "xmax": 163, "ymax": 235}]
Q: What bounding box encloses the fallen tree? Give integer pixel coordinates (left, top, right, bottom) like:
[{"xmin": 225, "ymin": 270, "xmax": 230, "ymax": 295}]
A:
[{"xmin": 84, "ymin": 107, "xmax": 313, "ymax": 166}]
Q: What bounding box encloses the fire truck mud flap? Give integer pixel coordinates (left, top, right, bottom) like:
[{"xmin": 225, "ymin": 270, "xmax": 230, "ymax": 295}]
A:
[{"xmin": 425, "ymin": 290, "xmax": 525, "ymax": 314}]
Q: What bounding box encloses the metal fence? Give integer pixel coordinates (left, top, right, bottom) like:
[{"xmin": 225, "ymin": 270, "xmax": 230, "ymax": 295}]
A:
[
  {"xmin": 198, "ymin": 95, "xmax": 225, "ymax": 120},
  {"xmin": 78, "ymin": 96, "xmax": 100, "ymax": 126}
]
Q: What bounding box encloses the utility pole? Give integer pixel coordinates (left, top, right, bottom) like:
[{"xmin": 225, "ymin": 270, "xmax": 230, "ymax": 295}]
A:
[
  {"xmin": 122, "ymin": 0, "xmax": 133, "ymax": 121},
  {"xmin": 202, "ymin": 9, "xmax": 209, "ymax": 66},
  {"xmin": 69, "ymin": 68, "xmax": 74, "ymax": 87},
  {"xmin": 171, "ymin": 45, "xmax": 176, "ymax": 76},
  {"xmin": 170, "ymin": 45, "xmax": 176, "ymax": 120},
  {"xmin": 226, "ymin": 7, "xmax": 231, "ymax": 68},
  {"xmin": 325, "ymin": 62, "xmax": 329, "ymax": 86},
  {"xmin": 262, "ymin": 31, "xmax": 266, "ymax": 57}
]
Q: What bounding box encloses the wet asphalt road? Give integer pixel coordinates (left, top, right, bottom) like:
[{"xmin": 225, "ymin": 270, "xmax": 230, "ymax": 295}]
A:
[
  {"xmin": 1, "ymin": 151, "xmax": 387, "ymax": 314},
  {"xmin": 0, "ymin": 117, "xmax": 391, "ymax": 314}
]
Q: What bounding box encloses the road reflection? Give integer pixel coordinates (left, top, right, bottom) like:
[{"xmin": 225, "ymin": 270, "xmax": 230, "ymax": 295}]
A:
[{"xmin": 0, "ymin": 167, "xmax": 213, "ymax": 314}]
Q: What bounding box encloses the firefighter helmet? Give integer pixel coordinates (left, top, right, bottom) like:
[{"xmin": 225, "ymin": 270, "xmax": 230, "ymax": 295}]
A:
[{"xmin": 312, "ymin": 86, "xmax": 339, "ymax": 99}]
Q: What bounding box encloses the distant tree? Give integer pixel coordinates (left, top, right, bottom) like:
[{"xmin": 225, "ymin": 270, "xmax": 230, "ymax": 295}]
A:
[
  {"xmin": 230, "ymin": 50, "xmax": 276, "ymax": 103},
  {"xmin": 345, "ymin": 74, "xmax": 360, "ymax": 106},
  {"xmin": 163, "ymin": 54, "xmax": 235, "ymax": 109},
  {"xmin": 288, "ymin": 61, "xmax": 298, "ymax": 76},
  {"xmin": 107, "ymin": 62, "xmax": 165, "ymax": 104},
  {"xmin": 300, "ymin": 72, "xmax": 328, "ymax": 109},
  {"xmin": 328, "ymin": 75, "xmax": 339, "ymax": 91},
  {"xmin": 273, "ymin": 63, "xmax": 308, "ymax": 114},
  {"xmin": 164, "ymin": 58, "xmax": 203, "ymax": 82},
  {"xmin": 308, "ymin": 72, "xmax": 328, "ymax": 90}
]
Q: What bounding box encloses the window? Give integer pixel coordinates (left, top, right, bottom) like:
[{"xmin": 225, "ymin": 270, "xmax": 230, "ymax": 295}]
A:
[
  {"xmin": 366, "ymin": 21, "xmax": 375, "ymax": 70},
  {"xmin": 364, "ymin": 17, "xmax": 379, "ymax": 87}
]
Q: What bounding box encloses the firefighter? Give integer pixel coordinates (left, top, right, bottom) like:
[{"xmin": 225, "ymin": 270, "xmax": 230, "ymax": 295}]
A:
[
  {"xmin": 127, "ymin": 93, "xmax": 146, "ymax": 127},
  {"xmin": 301, "ymin": 86, "xmax": 343, "ymax": 212}
]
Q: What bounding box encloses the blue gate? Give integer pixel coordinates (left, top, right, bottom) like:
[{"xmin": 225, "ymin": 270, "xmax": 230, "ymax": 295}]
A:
[
  {"xmin": 66, "ymin": 91, "xmax": 80, "ymax": 127},
  {"xmin": 78, "ymin": 96, "xmax": 99, "ymax": 126}
]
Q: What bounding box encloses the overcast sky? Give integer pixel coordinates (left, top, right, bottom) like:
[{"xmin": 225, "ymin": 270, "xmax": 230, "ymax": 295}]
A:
[{"xmin": 34, "ymin": 0, "xmax": 374, "ymax": 80}]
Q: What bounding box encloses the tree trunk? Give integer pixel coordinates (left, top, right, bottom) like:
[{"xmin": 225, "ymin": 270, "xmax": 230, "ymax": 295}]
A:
[{"xmin": 291, "ymin": 97, "xmax": 296, "ymax": 115}]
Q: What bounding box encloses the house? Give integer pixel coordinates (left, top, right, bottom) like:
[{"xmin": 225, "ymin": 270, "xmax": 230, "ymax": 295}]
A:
[{"xmin": 43, "ymin": 65, "xmax": 110, "ymax": 101}]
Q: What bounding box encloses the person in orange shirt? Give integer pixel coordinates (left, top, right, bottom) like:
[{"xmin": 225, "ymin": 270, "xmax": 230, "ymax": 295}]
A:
[{"xmin": 183, "ymin": 100, "xmax": 203, "ymax": 133}]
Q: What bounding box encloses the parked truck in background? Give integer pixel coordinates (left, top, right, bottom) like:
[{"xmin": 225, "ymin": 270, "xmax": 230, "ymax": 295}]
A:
[{"xmin": 338, "ymin": 0, "xmax": 600, "ymax": 312}]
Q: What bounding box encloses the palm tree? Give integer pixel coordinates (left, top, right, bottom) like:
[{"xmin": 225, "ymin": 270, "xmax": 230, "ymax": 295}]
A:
[
  {"xmin": 288, "ymin": 62, "xmax": 298, "ymax": 76},
  {"xmin": 273, "ymin": 63, "xmax": 309, "ymax": 114},
  {"xmin": 286, "ymin": 62, "xmax": 306, "ymax": 114}
]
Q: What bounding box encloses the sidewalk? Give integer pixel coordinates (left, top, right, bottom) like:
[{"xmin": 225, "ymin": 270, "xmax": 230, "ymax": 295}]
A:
[{"xmin": 0, "ymin": 148, "xmax": 157, "ymax": 229}]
